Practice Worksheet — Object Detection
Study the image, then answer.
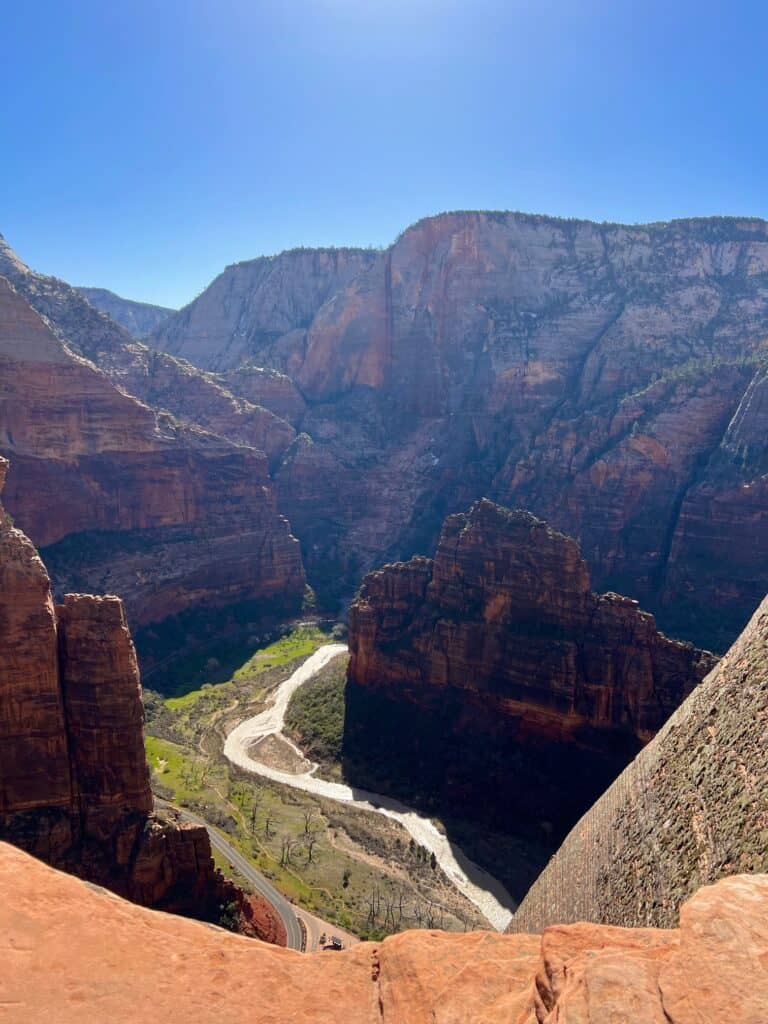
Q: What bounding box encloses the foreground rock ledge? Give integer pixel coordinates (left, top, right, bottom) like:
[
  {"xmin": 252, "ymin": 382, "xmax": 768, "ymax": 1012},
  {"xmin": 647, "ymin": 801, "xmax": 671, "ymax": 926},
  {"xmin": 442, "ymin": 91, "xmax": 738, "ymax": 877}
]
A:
[{"xmin": 1, "ymin": 843, "xmax": 765, "ymax": 1024}]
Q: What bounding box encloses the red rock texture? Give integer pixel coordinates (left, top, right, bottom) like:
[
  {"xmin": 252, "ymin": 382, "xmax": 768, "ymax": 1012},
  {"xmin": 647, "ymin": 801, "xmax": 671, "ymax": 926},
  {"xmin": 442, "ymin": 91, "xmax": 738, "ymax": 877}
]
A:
[
  {"xmin": 2, "ymin": 841, "xmax": 766, "ymax": 1023},
  {"xmin": 0, "ymin": 456, "xmax": 71, "ymax": 814},
  {"xmin": 345, "ymin": 501, "xmax": 714, "ymax": 895},
  {"xmin": 0, "ymin": 274, "xmax": 305, "ymax": 641},
  {"xmin": 510, "ymin": 592, "xmax": 768, "ymax": 934},
  {"xmin": 149, "ymin": 213, "xmax": 768, "ymax": 647},
  {"xmin": 0, "ymin": 465, "xmax": 281, "ymax": 941}
]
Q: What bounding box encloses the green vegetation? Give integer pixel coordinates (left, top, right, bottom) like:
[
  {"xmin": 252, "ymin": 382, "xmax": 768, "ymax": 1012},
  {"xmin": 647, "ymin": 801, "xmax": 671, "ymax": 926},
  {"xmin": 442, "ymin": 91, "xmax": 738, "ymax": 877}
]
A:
[
  {"xmin": 284, "ymin": 652, "xmax": 348, "ymax": 772},
  {"xmin": 143, "ymin": 626, "xmax": 483, "ymax": 939},
  {"xmin": 146, "ymin": 625, "xmax": 329, "ymax": 749}
]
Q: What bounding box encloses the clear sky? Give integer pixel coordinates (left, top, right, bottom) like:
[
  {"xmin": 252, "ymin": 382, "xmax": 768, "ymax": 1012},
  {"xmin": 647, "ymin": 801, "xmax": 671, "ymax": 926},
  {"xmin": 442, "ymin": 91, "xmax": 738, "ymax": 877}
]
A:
[{"xmin": 2, "ymin": 0, "xmax": 767, "ymax": 308}]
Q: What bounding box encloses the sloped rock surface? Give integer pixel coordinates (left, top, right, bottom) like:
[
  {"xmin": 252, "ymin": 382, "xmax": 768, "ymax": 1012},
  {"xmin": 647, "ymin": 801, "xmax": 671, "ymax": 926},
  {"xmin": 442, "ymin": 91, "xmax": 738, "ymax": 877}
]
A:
[
  {"xmin": 510, "ymin": 593, "xmax": 768, "ymax": 933},
  {"xmin": 76, "ymin": 286, "xmax": 174, "ymax": 337},
  {"xmin": 0, "ymin": 275, "xmax": 305, "ymax": 636},
  {"xmin": 1, "ymin": 842, "xmax": 765, "ymax": 1023}
]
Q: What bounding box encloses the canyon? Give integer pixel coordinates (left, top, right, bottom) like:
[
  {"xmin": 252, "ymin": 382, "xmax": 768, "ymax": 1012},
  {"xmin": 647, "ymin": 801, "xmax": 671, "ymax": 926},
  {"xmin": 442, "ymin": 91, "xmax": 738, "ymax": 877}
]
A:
[
  {"xmin": 344, "ymin": 499, "xmax": 715, "ymax": 896},
  {"xmin": 0, "ymin": 248, "xmax": 306, "ymax": 671},
  {"xmin": 4, "ymin": 213, "xmax": 768, "ymax": 658},
  {"xmin": 0, "ymin": 453, "xmax": 284, "ymax": 942},
  {"xmin": 149, "ymin": 212, "xmax": 768, "ymax": 649}
]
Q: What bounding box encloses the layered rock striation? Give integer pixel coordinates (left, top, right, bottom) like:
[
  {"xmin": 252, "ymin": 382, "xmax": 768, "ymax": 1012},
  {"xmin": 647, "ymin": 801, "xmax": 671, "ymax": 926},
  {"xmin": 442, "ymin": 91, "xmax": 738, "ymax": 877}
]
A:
[
  {"xmin": 3, "ymin": 842, "xmax": 766, "ymax": 1024},
  {"xmin": 345, "ymin": 500, "xmax": 714, "ymax": 894},
  {"xmin": 0, "ymin": 461, "xmax": 284, "ymax": 940},
  {"xmin": 510, "ymin": 591, "xmax": 768, "ymax": 934},
  {"xmin": 152, "ymin": 213, "xmax": 768, "ymax": 646},
  {"xmin": 0, "ymin": 274, "xmax": 305, "ymax": 651},
  {"xmin": 152, "ymin": 246, "xmax": 380, "ymax": 373}
]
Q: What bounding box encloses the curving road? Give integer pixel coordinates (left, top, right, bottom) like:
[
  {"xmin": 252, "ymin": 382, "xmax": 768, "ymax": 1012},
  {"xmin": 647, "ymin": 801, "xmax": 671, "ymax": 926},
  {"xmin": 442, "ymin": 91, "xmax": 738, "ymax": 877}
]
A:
[
  {"xmin": 223, "ymin": 644, "xmax": 515, "ymax": 931},
  {"xmin": 156, "ymin": 799, "xmax": 303, "ymax": 951}
]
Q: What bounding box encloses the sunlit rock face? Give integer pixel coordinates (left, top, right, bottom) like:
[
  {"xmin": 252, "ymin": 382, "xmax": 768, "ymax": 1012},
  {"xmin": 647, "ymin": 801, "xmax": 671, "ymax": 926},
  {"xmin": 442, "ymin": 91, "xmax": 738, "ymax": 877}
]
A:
[
  {"xmin": 151, "ymin": 246, "xmax": 381, "ymax": 373},
  {"xmin": 0, "ymin": 275, "xmax": 306, "ymax": 641},
  {"xmin": 344, "ymin": 500, "xmax": 714, "ymax": 896},
  {"xmin": 3, "ymin": 842, "xmax": 767, "ymax": 1024},
  {"xmin": 0, "ymin": 462, "xmax": 285, "ymax": 942},
  {"xmin": 150, "ymin": 212, "xmax": 768, "ymax": 647}
]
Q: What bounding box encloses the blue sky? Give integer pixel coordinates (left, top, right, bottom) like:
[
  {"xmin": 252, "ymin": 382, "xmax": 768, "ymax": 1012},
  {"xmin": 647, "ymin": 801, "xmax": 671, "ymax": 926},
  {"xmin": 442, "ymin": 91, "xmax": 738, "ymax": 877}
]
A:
[{"xmin": 2, "ymin": 0, "xmax": 767, "ymax": 308}]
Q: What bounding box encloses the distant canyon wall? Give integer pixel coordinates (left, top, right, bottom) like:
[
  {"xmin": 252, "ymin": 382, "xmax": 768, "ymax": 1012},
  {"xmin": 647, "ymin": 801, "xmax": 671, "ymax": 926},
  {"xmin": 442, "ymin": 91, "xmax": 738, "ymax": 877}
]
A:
[{"xmin": 152, "ymin": 212, "xmax": 768, "ymax": 647}]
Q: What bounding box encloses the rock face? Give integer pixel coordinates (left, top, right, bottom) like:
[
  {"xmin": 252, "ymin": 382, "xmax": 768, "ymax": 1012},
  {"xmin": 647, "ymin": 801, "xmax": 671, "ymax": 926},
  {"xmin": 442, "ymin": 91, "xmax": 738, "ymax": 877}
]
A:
[
  {"xmin": 76, "ymin": 286, "xmax": 174, "ymax": 337},
  {"xmin": 510, "ymin": 591, "xmax": 768, "ymax": 934},
  {"xmin": 345, "ymin": 501, "xmax": 714, "ymax": 895},
  {"xmin": 152, "ymin": 213, "xmax": 768, "ymax": 647},
  {"xmin": 152, "ymin": 247, "xmax": 380, "ymax": 372},
  {"xmin": 0, "ymin": 273, "xmax": 305, "ymax": 651},
  {"xmin": 0, "ymin": 464, "xmax": 284, "ymax": 941},
  {"xmin": 3, "ymin": 843, "xmax": 767, "ymax": 1024}
]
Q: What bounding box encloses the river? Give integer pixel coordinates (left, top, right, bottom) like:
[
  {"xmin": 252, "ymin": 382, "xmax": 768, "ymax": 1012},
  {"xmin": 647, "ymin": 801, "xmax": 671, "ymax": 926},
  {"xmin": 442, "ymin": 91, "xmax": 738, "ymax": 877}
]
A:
[{"xmin": 223, "ymin": 643, "xmax": 514, "ymax": 931}]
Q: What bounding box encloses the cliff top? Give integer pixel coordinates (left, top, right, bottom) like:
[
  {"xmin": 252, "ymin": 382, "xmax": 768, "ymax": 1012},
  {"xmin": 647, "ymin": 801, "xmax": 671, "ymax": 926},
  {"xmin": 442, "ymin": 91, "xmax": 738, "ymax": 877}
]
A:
[{"xmin": 2, "ymin": 840, "xmax": 766, "ymax": 1024}]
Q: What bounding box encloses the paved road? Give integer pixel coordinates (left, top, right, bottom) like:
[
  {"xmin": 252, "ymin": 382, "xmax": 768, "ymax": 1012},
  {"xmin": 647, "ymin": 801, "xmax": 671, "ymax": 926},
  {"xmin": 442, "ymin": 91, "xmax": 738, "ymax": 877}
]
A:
[{"xmin": 156, "ymin": 799, "xmax": 303, "ymax": 951}]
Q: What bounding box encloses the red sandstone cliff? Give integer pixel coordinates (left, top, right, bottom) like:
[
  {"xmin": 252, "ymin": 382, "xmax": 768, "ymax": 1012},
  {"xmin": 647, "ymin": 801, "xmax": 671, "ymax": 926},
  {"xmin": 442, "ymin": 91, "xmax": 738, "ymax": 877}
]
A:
[
  {"xmin": 345, "ymin": 500, "xmax": 715, "ymax": 896},
  {"xmin": 0, "ymin": 458, "xmax": 285, "ymax": 942},
  {"xmin": 0, "ymin": 274, "xmax": 305, "ymax": 652},
  {"xmin": 150, "ymin": 212, "xmax": 768, "ymax": 646},
  {"xmin": 2, "ymin": 842, "xmax": 766, "ymax": 1023}
]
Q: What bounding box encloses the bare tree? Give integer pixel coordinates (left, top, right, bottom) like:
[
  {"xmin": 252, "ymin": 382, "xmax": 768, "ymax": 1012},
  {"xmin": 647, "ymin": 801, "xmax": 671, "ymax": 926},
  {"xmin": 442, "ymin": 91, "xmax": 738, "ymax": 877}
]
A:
[
  {"xmin": 305, "ymin": 832, "xmax": 318, "ymax": 863},
  {"xmin": 279, "ymin": 833, "xmax": 292, "ymax": 867}
]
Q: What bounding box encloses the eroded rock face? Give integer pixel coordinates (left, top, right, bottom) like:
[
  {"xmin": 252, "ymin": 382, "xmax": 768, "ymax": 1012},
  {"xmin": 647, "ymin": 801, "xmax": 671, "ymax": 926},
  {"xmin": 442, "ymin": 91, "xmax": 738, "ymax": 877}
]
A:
[
  {"xmin": 151, "ymin": 213, "xmax": 768, "ymax": 646},
  {"xmin": 510, "ymin": 590, "xmax": 768, "ymax": 934},
  {"xmin": 151, "ymin": 247, "xmax": 380, "ymax": 372},
  {"xmin": 3, "ymin": 843, "xmax": 766, "ymax": 1024},
  {"xmin": 0, "ymin": 275, "xmax": 305, "ymax": 642},
  {"xmin": 345, "ymin": 501, "xmax": 714, "ymax": 895},
  {"xmin": 0, "ymin": 462, "xmax": 282, "ymax": 941}
]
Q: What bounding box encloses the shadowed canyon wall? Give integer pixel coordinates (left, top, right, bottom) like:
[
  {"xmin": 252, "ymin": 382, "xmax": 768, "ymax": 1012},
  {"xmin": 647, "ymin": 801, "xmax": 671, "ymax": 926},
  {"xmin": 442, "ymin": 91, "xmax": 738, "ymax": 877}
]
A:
[
  {"xmin": 345, "ymin": 500, "xmax": 715, "ymax": 896},
  {"xmin": 510, "ymin": 591, "xmax": 768, "ymax": 934}
]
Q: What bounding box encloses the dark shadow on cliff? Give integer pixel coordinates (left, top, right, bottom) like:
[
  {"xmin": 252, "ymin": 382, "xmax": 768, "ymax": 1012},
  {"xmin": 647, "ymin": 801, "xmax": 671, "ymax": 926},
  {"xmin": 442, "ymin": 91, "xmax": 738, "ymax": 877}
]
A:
[{"xmin": 341, "ymin": 679, "xmax": 644, "ymax": 902}]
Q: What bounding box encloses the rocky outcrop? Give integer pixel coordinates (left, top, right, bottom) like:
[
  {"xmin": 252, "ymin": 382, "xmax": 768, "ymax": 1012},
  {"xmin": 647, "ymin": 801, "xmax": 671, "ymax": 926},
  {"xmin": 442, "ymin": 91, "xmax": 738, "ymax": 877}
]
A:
[
  {"xmin": 510, "ymin": 590, "xmax": 768, "ymax": 934},
  {"xmin": 345, "ymin": 501, "xmax": 714, "ymax": 896},
  {"xmin": 151, "ymin": 246, "xmax": 380, "ymax": 372},
  {"xmin": 0, "ymin": 465, "xmax": 282, "ymax": 940},
  {"xmin": 76, "ymin": 286, "xmax": 174, "ymax": 337},
  {"xmin": 0, "ymin": 275, "xmax": 305, "ymax": 653},
  {"xmin": 3, "ymin": 843, "xmax": 766, "ymax": 1023}
]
